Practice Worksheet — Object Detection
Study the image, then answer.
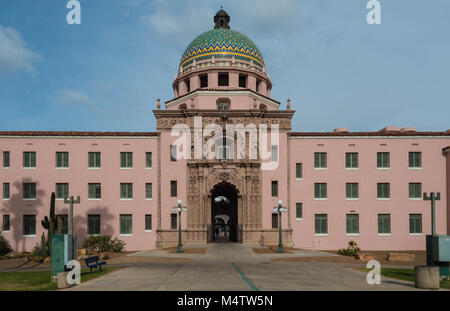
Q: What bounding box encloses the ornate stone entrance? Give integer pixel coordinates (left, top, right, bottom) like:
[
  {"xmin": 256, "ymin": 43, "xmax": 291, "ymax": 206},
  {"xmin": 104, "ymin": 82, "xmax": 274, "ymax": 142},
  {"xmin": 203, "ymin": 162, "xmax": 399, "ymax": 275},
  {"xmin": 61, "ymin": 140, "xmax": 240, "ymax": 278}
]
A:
[
  {"xmin": 185, "ymin": 161, "xmax": 263, "ymax": 245},
  {"xmin": 211, "ymin": 182, "xmax": 238, "ymax": 242}
]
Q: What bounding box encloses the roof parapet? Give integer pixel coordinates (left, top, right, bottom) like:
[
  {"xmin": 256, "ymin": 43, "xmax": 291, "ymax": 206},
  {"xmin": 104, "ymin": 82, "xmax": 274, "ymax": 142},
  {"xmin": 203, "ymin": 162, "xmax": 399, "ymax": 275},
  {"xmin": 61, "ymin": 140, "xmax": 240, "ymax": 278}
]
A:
[
  {"xmin": 333, "ymin": 128, "xmax": 349, "ymax": 133},
  {"xmin": 380, "ymin": 126, "xmax": 402, "ymax": 132}
]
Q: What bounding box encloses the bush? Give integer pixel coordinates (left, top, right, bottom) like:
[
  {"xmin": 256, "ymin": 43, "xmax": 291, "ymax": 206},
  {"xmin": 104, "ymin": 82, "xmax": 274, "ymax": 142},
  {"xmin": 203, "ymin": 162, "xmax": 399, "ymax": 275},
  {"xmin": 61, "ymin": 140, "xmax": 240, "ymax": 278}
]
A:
[
  {"xmin": 82, "ymin": 235, "xmax": 126, "ymax": 253},
  {"xmin": 338, "ymin": 241, "xmax": 361, "ymax": 257},
  {"xmin": 0, "ymin": 233, "xmax": 12, "ymax": 256}
]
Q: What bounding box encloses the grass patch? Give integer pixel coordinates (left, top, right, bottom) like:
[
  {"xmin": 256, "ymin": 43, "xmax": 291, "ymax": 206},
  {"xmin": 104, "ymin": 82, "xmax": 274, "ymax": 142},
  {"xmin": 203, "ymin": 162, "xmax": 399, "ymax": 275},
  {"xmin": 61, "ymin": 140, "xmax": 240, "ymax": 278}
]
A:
[
  {"xmin": 359, "ymin": 268, "xmax": 450, "ymax": 289},
  {"xmin": 0, "ymin": 267, "xmax": 119, "ymax": 291}
]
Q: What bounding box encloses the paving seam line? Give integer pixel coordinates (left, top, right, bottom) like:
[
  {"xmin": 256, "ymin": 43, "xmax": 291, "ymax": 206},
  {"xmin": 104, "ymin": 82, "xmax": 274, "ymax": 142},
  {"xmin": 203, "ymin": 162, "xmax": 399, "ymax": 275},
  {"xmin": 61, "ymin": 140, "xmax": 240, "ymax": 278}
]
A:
[{"xmin": 231, "ymin": 262, "xmax": 260, "ymax": 291}]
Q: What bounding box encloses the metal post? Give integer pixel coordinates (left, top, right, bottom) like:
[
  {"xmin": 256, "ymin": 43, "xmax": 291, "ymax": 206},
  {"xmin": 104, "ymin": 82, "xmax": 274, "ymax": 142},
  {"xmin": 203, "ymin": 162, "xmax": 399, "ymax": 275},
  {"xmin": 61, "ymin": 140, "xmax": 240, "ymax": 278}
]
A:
[
  {"xmin": 64, "ymin": 195, "xmax": 80, "ymax": 260},
  {"xmin": 423, "ymin": 192, "xmax": 440, "ymax": 236},
  {"xmin": 177, "ymin": 208, "xmax": 184, "ymax": 253},
  {"xmin": 277, "ymin": 208, "xmax": 283, "ymax": 253},
  {"xmin": 274, "ymin": 200, "xmax": 287, "ymax": 254}
]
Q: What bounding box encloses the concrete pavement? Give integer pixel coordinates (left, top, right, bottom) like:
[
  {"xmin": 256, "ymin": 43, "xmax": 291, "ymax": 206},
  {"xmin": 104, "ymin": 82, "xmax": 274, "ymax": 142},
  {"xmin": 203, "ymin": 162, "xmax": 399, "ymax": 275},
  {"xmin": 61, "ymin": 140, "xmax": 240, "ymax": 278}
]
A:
[{"xmin": 68, "ymin": 243, "xmax": 428, "ymax": 291}]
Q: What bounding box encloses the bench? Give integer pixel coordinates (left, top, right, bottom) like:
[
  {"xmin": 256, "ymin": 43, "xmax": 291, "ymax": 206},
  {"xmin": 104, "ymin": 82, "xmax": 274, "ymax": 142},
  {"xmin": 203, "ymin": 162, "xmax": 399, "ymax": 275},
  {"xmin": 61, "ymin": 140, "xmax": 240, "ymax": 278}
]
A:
[{"xmin": 84, "ymin": 256, "xmax": 107, "ymax": 273}]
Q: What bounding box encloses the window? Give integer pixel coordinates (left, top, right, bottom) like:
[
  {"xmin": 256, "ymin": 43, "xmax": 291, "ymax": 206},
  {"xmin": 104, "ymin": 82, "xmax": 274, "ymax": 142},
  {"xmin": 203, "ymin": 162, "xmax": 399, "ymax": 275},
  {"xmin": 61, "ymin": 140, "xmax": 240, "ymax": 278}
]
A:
[
  {"xmin": 3, "ymin": 183, "xmax": 10, "ymax": 200},
  {"xmin": 120, "ymin": 214, "xmax": 133, "ymax": 235},
  {"xmin": 346, "ymin": 153, "xmax": 358, "ymax": 168},
  {"xmin": 170, "ymin": 145, "xmax": 177, "ymax": 161},
  {"xmin": 2, "ymin": 215, "xmax": 10, "ymax": 232},
  {"xmin": 200, "ymin": 75, "xmax": 208, "ymax": 88},
  {"xmin": 409, "ymin": 152, "xmax": 421, "ymax": 168},
  {"xmin": 314, "ymin": 183, "xmax": 327, "ymax": 199},
  {"xmin": 56, "ymin": 152, "xmax": 69, "ymax": 168},
  {"xmin": 146, "ymin": 152, "xmax": 152, "ymax": 168},
  {"xmin": 146, "ymin": 183, "xmax": 152, "ymax": 199},
  {"xmin": 23, "ymin": 152, "xmax": 36, "ymax": 168},
  {"xmin": 88, "ymin": 183, "xmax": 101, "ymax": 199},
  {"xmin": 120, "ymin": 183, "xmax": 133, "ymax": 199},
  {"xmin": 217, "ymin": 101, "xmax": 230, "ymax": 110},
  {"xmin": 88, "ymin": 152, "xmax": 101, "ymax": 168},
  {"xmin": 378, "ymin": 214, "xmax": 391, "ymax": 234},
  {"xmin": 271, "ymin": 145, "xmax": 278, "ymax": 162},
  {"xmin": 218, "ymin": 73, "xmax": 229, "ymax": 86},
  {"xmin": 377, "ymin": 152, "xmax": 390, "ymax": 168},
  {"xmin": 171, "ymin": 213, "xmax": 177, "ymax": 230},
  {"xmin": 23, "ymin": 183, "xmax": 36, "ymax": 199},
  {"xmin": 239, "ymin": 75, "xmax": 247, "ymax": 88},
  {"xmin": 377, "ymin": 183, "xmax": 390, "ymax": 199},
  {"xmin": 296, "ymin": 163, "xmax": 303, "ymax": 179},
  {"xmin": 409, "ymin": 214, "xmax": 422, "ymax": 234},
  {"xmin": 216, "ymin": 137, "xmax": 231, "ymax": 160},
  {"xmin": 314, "ymin": 152, "xmax": 327, "ymax": 168},
  {"xmin": 3, "ymin": 151, "xmax": 10, "ymax": 168},
  {"xmin": 315, "ymin": 214, "xmax": 328, "ymax": 234},
  {"xmin": 271, "ymin": 181, "xmax": 278, "ymax": 197},
  {"xmin": 296, "ymin": 203, "xmax": 303, "ymax": 219},
  {"xmin": 88, "ymin": 215, "xmax": 101, "ymax": 235},
  {"xmin": 56, "ymin": 183, "xmax": 69, "ymax": 200},
  {"xmin": 346, "ymin": 183, "xmax": 359, "ymax": 199},
  {"xmin": 346, "ymin": 214, "xmax": 359, "ymax": 234},
  {"xmin": 145, "ymin": 214, "xmax": 152, "ymax": 231},
  {"xmin": 272, "ymin": 213, "xmax": 279, "ymax": 229},
  {"xmin": 23, "ymin": 215, "xmax": 36, "ymax": 236},
  {"xmin": 409, "ymin": 183, "xmax": 422, "ymax": 199},
  {"xmin": 185, "ymin": 79, "xmax": 190, "ymax": 92},
  {"xmin": 55, "ymin": 215, "xmax": 68, "ymax": 234},
  {"xmin": 120, "ymin": 152, "xmax": 133, "ymax": 168},
  {"xmin": 170, "ymin": 181, "xmax": 177, "ymax": 197}
]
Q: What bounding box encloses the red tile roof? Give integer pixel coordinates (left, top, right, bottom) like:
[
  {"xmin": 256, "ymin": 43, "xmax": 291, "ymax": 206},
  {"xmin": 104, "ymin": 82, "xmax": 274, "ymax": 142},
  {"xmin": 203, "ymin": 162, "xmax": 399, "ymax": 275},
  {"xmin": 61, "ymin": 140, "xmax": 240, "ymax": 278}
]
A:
[
  {"xmin": 0, "ymin": 131, "xmax": 159, "ymax": 137},
  {"xmin": 289, "ymin": 131, "xmax": 450, "ymax": 137}
]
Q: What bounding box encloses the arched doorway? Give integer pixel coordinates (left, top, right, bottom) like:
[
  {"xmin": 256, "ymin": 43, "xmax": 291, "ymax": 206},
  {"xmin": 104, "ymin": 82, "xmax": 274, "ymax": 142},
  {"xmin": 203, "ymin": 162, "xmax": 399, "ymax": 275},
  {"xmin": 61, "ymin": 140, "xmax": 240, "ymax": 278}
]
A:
[{"xmin": 211, "ymin": 182, "xmax": 238, "ymax": 242}]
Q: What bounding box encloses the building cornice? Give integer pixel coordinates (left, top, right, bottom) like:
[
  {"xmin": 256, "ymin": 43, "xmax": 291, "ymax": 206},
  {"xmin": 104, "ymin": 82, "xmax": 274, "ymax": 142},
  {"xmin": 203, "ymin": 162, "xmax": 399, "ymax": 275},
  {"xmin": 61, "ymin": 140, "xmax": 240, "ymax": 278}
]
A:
[
  {"xmin": 165, "ymin": 89, "xmax": 280, "ymax": 109},
  {"xmin": 0, "ymin": 131, "xmax": 159, "ymax": 139},
  {"xmin": 289, "ymin": 132, "xmax": 450, "ymax": 139}
]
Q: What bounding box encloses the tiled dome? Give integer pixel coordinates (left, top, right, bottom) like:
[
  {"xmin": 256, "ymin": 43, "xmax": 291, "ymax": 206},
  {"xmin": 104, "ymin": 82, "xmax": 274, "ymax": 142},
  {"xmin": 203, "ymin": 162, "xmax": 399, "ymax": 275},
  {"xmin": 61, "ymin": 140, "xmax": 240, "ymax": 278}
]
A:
[{"xmin": 179, "ymin": 11, "xmax": 264, "ymax": 70}]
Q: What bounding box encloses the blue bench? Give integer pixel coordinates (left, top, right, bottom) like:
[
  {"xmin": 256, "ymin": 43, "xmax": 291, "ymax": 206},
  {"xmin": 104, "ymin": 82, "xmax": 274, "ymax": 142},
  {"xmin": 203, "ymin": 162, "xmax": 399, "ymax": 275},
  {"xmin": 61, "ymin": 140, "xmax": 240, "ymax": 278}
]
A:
[{"xmin": 84, "ymin": 256, "xmax": 106, "ymax": 273}]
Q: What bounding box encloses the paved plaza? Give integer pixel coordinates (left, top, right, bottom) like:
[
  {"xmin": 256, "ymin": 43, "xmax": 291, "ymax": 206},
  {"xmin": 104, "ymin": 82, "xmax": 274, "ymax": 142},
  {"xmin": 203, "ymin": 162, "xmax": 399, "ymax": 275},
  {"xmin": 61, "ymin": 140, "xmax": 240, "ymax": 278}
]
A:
[{"xmin": 68, "ymin": 243, "xmax": 427, "ymax": 291}]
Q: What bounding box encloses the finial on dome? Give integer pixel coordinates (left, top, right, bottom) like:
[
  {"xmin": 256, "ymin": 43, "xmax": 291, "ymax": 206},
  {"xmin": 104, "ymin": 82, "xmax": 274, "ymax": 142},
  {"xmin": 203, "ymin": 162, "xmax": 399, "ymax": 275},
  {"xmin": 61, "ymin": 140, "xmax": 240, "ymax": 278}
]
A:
[{"xmin": 214, "ymin": 8, "xmax": 230, "ymax": 29}]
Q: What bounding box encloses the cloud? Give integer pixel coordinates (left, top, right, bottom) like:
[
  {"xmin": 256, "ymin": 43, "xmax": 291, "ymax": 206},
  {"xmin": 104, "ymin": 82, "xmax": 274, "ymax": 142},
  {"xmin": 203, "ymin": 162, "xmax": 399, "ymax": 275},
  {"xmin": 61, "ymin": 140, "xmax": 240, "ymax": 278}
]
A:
[
  {"xmin": 0, "ymin": 25, "xmax": 42, "ymax": 76},
  {"xmin": 58, "ymin": 90, "xmax": 96, "ymax": 107}
]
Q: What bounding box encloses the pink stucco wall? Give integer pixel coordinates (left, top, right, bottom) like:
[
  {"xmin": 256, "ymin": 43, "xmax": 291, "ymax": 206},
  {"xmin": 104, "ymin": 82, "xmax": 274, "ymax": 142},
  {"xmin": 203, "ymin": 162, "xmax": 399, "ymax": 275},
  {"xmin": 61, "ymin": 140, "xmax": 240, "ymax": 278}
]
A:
[
  {"xmin": 289, "ymin": 137, "xmax": 450, "ymax": 251},
  {"xmin": 0, "ymin": 136, "xmax": 158, "ymax": 252}
]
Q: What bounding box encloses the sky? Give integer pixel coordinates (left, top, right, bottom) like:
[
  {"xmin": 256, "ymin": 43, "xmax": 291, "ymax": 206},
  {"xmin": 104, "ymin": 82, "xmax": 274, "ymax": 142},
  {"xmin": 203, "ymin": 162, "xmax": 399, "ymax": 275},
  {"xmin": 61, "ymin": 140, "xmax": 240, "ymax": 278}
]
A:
[{"xmin": 0, "ymin": 0, "xmax": 449, "ymax": 132}]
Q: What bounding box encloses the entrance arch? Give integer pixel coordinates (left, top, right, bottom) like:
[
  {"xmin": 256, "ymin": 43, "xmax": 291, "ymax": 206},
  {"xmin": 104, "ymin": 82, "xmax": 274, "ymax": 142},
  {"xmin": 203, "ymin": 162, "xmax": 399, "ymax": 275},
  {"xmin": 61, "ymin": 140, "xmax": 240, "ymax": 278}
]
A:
[{"xmin": 211, "ymin": 182, "xmax": 238, "ymax": 242}]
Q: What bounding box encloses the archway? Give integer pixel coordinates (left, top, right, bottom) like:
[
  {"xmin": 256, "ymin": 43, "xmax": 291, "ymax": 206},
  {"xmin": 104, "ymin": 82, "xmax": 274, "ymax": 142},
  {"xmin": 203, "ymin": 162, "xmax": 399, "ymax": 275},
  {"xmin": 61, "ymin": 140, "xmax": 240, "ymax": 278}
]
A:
[{"xmin": 211, "ymin": 182, "xmax": 238, "ymax": 242}]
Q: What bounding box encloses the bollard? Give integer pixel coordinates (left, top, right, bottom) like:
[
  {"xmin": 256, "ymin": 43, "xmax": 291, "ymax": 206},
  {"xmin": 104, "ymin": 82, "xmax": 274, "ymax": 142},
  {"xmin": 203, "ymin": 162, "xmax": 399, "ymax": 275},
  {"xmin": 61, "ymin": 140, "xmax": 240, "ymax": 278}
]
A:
[
  {"xmin": 56, "ymin": 272, "xmax": 69, "ymax": 289},
  {"xmin": 415, "ymin": 266, "xmax": 440, "ymax": 289}
]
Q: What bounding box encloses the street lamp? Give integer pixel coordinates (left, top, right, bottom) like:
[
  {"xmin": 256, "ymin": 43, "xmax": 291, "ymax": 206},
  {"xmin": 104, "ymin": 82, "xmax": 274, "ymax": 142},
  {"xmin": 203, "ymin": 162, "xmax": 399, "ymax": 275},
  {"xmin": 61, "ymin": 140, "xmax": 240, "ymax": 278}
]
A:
[
  {"xmin": 172, "ymin": 199, "xmax": 187, "ymax": 253},
  {"xmin": 273, "ymin": 199, "xmax": 287, "ymax": 253}
]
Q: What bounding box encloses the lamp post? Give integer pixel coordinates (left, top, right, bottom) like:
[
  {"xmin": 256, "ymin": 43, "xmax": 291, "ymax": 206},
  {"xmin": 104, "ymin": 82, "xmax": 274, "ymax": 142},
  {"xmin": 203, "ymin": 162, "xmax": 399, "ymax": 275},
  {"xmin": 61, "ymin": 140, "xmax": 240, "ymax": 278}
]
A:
[
  {"xmin": 423, "ymin": 192, "xmax": 440, "ymax": 236},
  {"xmin": 273, "ymin": 200, "xmax": 287, "ymax": 253},
  {"xmin": 63, "ymin": 195, "xmax": 80, "ymax": 260},
  {"xmin": 172, "ymin": 200, "xmax": 187, "ymax": 253}
]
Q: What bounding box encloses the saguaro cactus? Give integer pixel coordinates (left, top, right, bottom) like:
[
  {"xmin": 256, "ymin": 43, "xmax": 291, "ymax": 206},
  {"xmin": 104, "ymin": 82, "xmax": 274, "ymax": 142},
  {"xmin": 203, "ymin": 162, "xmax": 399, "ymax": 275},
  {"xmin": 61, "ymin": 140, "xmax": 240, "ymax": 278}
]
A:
[{"xmin": 41, "ymin": 192, "xmax": 56, "ymax": 256}]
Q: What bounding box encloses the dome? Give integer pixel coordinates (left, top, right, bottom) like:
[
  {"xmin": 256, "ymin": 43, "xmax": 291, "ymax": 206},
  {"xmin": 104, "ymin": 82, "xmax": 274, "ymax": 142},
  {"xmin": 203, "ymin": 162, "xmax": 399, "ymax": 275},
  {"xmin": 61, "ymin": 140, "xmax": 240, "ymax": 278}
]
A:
[{"xmin": 179, "ymin": 10, "xmax": 264, "ymax": 70}]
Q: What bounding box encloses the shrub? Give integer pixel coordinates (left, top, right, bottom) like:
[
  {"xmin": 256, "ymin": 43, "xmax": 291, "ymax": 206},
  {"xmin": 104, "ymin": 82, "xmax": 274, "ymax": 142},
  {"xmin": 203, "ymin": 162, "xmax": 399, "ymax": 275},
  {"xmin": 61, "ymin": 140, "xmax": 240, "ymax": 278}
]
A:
[
  {"xmin": 0, "ymin": 233, "xmax": 12, "ymax": 256},
  {"xmin": 337, "ymin": 241, "xmax": 361, "ymax": 257},
  {"xmin": 82, "ymin": 235, "xmax": 125, "ymax": 253}
]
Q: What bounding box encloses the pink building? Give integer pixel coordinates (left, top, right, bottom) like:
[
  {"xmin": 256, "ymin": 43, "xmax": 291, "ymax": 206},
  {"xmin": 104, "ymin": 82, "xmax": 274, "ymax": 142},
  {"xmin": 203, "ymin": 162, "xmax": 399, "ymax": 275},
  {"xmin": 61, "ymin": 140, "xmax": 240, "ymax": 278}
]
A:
[{"xmin": 1, "ymin": 10, "xmax": 449, "ymax": 252}]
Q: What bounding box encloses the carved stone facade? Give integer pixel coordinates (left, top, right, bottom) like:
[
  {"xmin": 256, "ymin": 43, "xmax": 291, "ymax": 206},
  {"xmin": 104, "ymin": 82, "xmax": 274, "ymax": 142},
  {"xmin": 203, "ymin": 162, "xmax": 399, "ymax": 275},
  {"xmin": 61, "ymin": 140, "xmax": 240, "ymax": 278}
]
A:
[{"xmin": 155, "ymin": 110, "xmax": 294, "ymax": 248}]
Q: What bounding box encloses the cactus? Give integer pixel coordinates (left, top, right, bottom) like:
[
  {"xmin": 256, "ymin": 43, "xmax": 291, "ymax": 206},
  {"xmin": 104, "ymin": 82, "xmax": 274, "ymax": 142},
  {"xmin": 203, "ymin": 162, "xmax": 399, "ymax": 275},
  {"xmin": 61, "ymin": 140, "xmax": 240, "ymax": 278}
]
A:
[{"xmin": 41, "ymin": 192, "xmax": 56, "ymax": 256}]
